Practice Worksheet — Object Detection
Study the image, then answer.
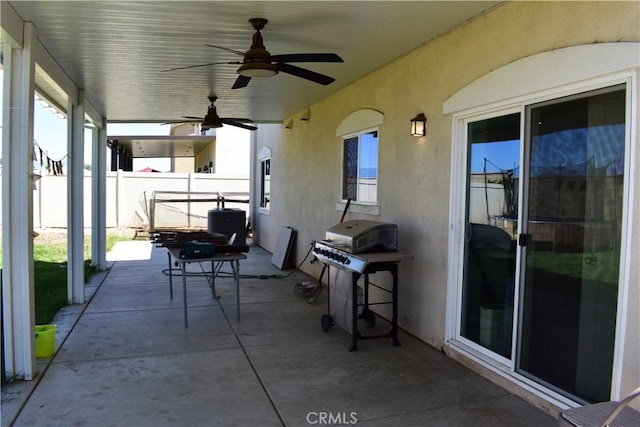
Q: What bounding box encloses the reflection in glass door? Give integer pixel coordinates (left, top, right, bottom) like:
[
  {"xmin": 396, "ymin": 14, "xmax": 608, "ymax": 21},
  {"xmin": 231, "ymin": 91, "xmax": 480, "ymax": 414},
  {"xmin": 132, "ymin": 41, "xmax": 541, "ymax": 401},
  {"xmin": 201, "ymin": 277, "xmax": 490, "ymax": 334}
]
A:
[
  {"xmin": 518, "ymin": 87, "xmax": 625, "ymax": 403},
  {"xmin": 459, "ymin": 85, "xmax": 626, "ymax": 404},
  {"xmin": 461, "ymin": 113, "xmax": 520, "ymax": 359}
]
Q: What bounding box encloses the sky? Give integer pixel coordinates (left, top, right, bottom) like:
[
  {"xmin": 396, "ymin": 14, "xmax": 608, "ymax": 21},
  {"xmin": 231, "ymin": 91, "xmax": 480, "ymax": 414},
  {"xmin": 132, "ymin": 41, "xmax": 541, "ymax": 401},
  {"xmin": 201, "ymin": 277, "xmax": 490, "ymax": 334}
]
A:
[
  {"xmin": 32, "ymin": 98, "xmax": 171, "ymax": 171},
  {"xmin": 2, "ymin": 66, "xmax": 252, "ymax": 174},
  {"xmin": 0, "ymin": 68, "xmax": 172, "ymax": 172},
  {"xmin": 470, "ymin": 139, "xmax": 520, "ymax": 174}
]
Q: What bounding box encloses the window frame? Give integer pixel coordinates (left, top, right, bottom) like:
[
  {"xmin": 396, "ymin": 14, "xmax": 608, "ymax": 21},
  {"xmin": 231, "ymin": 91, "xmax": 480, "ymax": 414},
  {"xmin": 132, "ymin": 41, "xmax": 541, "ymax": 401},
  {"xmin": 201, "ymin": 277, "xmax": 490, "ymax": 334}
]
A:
[
  {"xmin": 340, "ymin": 127, "xmax": 379, "ymax": 205},
  {"xmin": 257, "ymin": 146, "xmax": 272, "ymax": 215},
  {"xmin": 259, "ymin": 157, "xmax": 270, "ymax": 211}
]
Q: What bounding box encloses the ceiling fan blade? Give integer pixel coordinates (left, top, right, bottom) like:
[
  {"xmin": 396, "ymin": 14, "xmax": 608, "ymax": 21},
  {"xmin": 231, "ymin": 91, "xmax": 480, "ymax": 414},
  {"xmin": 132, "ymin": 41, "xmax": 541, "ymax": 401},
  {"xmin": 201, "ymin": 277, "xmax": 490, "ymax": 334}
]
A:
[
  {"xmin": 272, "ymin": 53, "xmax": 343, "ymax": 63},
  {"xmin": 182, "ymin": 116, "xmax": 204, "ymax": 120},
  {"xmin": 161, "ymin": 61, "xmax": 240, "ymax": 72},
  {"xmin": 232, "ymin": 75, "xmax": 252, "ymax": 89},
  {"xmin": 223, "ymin": 118, "xmax": 254, "ymax": 123},
  {"xmin": 276, "ymin": 63, "xmax": 335, "ymax": 85},
  {"xmin": 221, "ymin": 119, "xmax": 257, "ymax": 131},
  {"xmin": 205, "ymin": 44, "xmax": 246, "ymax": 57}
]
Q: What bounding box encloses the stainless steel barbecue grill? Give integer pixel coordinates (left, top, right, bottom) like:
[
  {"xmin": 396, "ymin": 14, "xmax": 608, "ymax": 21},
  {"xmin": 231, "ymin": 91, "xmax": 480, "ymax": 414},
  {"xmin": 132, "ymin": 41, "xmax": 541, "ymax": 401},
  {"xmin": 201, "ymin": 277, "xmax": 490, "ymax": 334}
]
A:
[
  {"xmin": 312, "ymin": 220, "xmax": 412, "ymax": 351},
  {"xmin": 312, "ymin": 220, "xmax": 398, "ymax": 273},
  {"xmin": 324, "ymin": 220, "xmax": 397, "ymax": 253}
]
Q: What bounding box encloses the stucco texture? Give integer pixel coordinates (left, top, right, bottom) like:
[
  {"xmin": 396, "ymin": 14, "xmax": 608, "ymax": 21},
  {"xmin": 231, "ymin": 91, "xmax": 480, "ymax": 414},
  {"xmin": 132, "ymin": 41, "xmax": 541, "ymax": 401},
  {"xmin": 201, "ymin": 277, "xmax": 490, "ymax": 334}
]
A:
[{"xmin": 253, "ymin": 0, "xmax": 640, "ymax": 400}]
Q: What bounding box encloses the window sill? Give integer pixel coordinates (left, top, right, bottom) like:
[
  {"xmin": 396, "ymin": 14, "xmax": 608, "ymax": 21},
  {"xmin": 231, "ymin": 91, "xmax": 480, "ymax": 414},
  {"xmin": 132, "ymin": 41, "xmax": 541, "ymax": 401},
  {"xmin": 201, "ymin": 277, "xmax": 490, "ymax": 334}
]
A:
[{"xmin": 335, "ymin": 202, "xmax": 380, "ymax": 216}]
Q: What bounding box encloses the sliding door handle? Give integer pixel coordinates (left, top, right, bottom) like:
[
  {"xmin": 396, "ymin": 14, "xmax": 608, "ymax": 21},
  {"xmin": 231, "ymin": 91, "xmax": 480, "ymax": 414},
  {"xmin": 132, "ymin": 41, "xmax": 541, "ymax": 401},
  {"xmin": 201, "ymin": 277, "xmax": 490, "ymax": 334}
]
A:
[{"xmin": 518, "ymin": 233, "xmax": 529, "ymax": 247}]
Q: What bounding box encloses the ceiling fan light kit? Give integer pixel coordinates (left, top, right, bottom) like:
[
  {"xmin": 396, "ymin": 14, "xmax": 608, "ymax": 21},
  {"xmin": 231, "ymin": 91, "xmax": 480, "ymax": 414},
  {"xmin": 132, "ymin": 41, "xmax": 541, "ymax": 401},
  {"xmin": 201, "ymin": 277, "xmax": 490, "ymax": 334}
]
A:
[{"xmin": 238, "ymin": 61, "xmax": 279, "ymax": 78}]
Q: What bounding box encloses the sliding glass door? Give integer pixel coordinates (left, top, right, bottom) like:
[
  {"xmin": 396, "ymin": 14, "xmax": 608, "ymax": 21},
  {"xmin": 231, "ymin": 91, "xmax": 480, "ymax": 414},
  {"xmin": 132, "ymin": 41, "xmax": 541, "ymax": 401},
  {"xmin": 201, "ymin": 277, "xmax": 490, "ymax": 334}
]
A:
[
  {"xmin": 461, "ymin": 113, "xmax": 520, "ymax": 359},
  {"xmin": 460, "ymin": 85, "xmax": 626, "ymax": 403},
  {"xmin": 518, "ymin": 87, "xmax": 625, "ymax": 403}
]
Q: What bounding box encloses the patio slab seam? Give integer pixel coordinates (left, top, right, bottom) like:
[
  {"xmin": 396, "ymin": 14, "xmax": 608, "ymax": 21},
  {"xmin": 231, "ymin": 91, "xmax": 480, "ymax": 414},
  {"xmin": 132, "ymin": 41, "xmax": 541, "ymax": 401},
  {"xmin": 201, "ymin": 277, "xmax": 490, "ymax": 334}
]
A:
[
  {"xmin": 50, "ymin": 343, "xmax": 246, "ymax": 366},
  {"xmin": 2, "ymin": 261, "xmax": 116, "ymax": 426},
  {"xmin": 217, "ymin": 300, "xmax": 288, "ymax": 426}
]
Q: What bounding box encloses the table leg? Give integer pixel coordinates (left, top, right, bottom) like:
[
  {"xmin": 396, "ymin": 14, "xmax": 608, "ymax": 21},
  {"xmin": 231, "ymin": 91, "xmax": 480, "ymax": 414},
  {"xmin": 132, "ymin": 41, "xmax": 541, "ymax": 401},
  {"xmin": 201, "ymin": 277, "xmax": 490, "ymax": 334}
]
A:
[
  {"xmin": 168, "ymin": 251, "xmax": 173, "ymax": 299},
  {"xmin": 182, "ymin": 263, "xmax": 188, "ymax": 328},
  {"xmin": 234, "ymin": 259, "xmax": 240, "ymax": 321},
  {"xmin": 210, "ymin": 260, "xmax": 217, "ymax": 298}
]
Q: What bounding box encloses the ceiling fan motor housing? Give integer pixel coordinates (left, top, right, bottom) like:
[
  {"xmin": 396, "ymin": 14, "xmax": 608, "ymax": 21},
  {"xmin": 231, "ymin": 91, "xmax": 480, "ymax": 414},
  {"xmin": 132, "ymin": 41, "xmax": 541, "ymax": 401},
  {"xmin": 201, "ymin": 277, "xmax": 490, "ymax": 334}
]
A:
[
  {"xmin": 238, "ymin": 48, "xmax": 278, "ymax": 77},
  {"xmin": 201, "ymin": 106, "xmax": 224, "ymax": 128}
]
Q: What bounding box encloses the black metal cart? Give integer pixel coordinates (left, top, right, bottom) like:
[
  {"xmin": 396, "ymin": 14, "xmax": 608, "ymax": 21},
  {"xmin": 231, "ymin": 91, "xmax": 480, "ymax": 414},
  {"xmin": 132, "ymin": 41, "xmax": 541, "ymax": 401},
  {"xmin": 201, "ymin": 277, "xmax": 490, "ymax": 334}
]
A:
[{"xmin": 315, "ymin": 246, "xmax": 412, "ymax": 351}]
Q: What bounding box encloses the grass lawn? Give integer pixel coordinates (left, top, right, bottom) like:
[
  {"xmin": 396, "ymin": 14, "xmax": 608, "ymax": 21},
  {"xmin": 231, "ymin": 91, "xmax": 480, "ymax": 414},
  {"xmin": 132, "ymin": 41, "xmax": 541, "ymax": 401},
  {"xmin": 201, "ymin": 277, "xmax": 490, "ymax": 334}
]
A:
[
  {"xmin": 3, "ymin": 232, "xmax": 131, "ymax": 325},
  {"xmin": 527, "ymin": 249, "xmax": 620, "ymax": 284}
]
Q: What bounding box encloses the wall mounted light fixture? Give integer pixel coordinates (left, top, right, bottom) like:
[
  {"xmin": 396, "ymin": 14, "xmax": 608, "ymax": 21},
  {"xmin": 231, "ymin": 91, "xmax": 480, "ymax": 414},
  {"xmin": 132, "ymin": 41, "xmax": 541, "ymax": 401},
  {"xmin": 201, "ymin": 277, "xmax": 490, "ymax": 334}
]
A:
[{"xmin": 410, "ymin": 113, "xmax": 427, "ymax": 137}]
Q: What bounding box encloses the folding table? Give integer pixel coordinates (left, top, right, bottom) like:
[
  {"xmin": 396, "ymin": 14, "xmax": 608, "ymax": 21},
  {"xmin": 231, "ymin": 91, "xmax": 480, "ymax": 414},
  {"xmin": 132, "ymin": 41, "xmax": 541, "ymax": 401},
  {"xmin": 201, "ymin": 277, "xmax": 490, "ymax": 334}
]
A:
[{"xmin": 166, "ymin": 248, "xmax": 247, "ymax": 327}]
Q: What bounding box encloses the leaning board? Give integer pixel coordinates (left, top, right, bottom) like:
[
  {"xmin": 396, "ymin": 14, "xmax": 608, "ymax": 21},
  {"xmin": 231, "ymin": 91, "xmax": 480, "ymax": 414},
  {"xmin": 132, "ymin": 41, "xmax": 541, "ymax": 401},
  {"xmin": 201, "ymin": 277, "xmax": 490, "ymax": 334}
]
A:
[{"xmin": 271, "ymin": 227, "xmax": 296, "ymax": 270}]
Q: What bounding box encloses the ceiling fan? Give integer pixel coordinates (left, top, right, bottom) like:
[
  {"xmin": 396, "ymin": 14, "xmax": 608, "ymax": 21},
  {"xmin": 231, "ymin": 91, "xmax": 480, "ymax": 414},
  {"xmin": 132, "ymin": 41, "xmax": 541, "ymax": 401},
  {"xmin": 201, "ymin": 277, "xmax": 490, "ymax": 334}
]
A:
[
  {"xmin": 167, "ymin": 96, "xmax": 257, "ymax": 131},
  {"xmin": 162, "ymin": 18, "xmax": 344, "ymax": 89}
]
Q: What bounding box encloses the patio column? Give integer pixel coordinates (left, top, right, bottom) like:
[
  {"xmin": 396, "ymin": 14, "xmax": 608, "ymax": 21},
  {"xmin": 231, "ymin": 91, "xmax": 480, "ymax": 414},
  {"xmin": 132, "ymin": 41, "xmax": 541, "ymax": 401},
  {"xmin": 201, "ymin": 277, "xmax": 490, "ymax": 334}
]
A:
[
  {"xmin": 1, "ymin": 22, "xmax": 37, "ymax": 380},
  {"xmin": 249, "ymin": 129, "xmax": 258, "ymax": 244},
  {"xmin": 91, "ymin": 118, "xmax": 107, "ymax": 270},
  {"xmin": 67, "ymin": 91, "xmax": 85, "ymax": 303},
  {"xmin": 110, "ymin": 140, "xmax": 118, "ymax": 171}
]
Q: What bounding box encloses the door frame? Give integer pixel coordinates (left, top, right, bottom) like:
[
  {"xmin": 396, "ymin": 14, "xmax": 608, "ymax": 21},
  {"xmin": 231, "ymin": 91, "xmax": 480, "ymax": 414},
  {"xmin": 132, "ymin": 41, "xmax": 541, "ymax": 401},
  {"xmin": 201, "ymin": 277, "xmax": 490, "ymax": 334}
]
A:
[
  {"xmin": 444, "ymin": 47, "xmax": 638, "ymax": 407},
  {"xmin": 450, "ymin": 105, "xmax": 524, "ymax": 369}
]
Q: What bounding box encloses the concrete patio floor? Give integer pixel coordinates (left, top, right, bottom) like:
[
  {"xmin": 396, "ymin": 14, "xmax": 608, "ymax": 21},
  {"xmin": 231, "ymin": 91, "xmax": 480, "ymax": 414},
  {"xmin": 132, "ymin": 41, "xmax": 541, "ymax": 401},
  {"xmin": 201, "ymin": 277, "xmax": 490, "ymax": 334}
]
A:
[{"xmin": 2, "ymin": 241, "xmax": 557, "ymax": 426}]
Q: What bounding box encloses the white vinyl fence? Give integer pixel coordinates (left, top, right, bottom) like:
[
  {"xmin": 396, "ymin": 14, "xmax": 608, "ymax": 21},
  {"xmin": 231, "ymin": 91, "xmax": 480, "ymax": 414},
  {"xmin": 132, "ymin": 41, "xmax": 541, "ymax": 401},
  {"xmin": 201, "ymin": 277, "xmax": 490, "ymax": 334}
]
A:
[
  {"xmin": 2, "ymin": 172, "xmax": 501, "ymax": 231},
  {"xmin": 468, "ymin": 182, "xmax": 507, "ymax": 224},
  {"xmin": 0, "ymin": 171, "xmax": 250, "ymax": 230}
]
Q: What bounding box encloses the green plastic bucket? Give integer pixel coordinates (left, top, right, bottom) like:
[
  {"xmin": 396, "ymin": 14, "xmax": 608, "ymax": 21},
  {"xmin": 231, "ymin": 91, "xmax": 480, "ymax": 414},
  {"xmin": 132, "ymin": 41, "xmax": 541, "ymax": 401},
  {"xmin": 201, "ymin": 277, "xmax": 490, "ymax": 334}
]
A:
[{"xmin": 34, "ymin": 324, "xmax": 56, "ymax": 358}]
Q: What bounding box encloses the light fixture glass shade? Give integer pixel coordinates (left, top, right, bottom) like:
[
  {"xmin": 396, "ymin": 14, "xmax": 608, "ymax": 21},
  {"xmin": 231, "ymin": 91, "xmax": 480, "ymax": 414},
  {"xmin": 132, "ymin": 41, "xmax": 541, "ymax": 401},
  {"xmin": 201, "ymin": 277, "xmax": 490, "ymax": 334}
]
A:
[
  {"xmin": 410, "ymin": 113, "xmax": 427, "ymax": 136},
  {"xmin": 238, "ymin": 62, "xmax": 278, "ymax": 78}
]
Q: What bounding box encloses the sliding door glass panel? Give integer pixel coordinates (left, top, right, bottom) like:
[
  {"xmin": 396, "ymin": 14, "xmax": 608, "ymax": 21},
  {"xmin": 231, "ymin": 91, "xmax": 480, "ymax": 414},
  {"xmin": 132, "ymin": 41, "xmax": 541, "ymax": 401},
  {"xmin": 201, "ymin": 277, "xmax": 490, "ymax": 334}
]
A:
[
  {"xmin": 519, "ymin": 87, "xmax": 625, "ymax": 403},
  {"xmin": 461, "ymin": 113, "xmax": 520, "ymax": 358}
]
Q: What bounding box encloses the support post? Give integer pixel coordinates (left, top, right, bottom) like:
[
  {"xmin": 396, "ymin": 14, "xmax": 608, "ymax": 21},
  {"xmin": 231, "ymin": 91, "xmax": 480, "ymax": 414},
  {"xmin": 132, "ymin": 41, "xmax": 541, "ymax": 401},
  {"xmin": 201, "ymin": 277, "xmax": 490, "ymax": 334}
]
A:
[
  {"xmin": 1, "ymin": 23, "xmax": 37, "ymax": 380},
  {"xmin": 67, "ymin": 91, "xmax": 85, "ymax": 303},
  {"xmin": 91, "ymin": 119, "xmax": 107, "ymax": 269}
]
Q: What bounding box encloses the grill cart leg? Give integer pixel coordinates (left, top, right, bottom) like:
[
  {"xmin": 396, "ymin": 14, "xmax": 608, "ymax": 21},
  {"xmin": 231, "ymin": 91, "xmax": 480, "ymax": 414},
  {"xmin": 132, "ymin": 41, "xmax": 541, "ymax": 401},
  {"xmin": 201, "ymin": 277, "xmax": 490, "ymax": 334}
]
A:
[
  {"xmin": 360, "ymin": 273, "xmax": 376, "ymax": 327},
  {"xmin": 391, "ymin": 264, "xmax": 401, "ymax": 347},
  {"xmin": 321, "ymin": 264, "xmax": 334, "ymax": 332},
  {"xmin": 349, "ymin": 272, "xmax": 362, "ymax": 352}
]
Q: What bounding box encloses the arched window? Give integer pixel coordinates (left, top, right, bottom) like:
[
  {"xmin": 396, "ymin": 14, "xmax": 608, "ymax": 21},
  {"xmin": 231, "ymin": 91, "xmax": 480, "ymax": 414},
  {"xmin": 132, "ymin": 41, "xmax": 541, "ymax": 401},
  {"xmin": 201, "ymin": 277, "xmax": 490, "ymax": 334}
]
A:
[
  {"xmin": 337, "ymin": 109, "xmax": 384, "ymax": 208},
  {"xmin": 258, "ymin": 147, "xmax": 271, "ymax": 211}
]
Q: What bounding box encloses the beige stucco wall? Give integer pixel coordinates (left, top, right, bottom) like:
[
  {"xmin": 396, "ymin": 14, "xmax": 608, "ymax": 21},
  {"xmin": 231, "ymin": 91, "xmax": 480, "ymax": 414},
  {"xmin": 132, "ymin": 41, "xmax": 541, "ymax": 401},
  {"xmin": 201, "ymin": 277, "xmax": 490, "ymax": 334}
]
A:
[
  {"xmin": 251, "ymin": 123, "xmax": 281, "ymax": 248},
  {"xmin": 170, "ymin": 123, "xmax": 200, "ymax": 172},
  {"xmin": 253, "ymin": 0, "xmax": 639, "ymax": 404}
]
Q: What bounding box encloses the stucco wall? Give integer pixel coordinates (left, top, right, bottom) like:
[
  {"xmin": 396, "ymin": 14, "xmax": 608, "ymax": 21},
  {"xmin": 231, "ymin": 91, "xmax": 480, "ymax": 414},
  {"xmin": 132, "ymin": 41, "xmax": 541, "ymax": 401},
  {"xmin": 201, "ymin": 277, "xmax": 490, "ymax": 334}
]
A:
[
  {"xmin": 253, "ymin": 0, "xmax": 640, "ymax": 398},
  {"xmin": 252, "ymin": 123, "xmax": 282, "ymax": 249}
]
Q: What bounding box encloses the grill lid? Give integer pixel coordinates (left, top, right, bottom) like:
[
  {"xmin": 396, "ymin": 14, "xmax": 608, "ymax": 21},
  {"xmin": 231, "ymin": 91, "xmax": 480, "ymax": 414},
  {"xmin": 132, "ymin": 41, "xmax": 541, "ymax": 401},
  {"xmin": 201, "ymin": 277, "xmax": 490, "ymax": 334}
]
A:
[{"xmin": 324, "ymin": 220, "xmax": 397, "ymax": 253}]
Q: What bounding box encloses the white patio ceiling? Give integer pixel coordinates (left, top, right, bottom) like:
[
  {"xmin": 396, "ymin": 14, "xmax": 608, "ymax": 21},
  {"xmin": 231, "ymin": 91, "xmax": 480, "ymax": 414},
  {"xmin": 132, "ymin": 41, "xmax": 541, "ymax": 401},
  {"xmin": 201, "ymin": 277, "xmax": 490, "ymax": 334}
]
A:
[{"xmin": 4, "ymin": 1, "xmax": 502, "ymax": 125}]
